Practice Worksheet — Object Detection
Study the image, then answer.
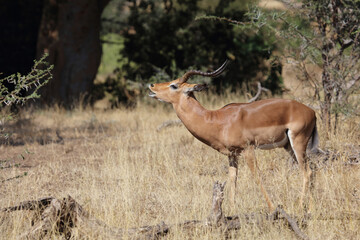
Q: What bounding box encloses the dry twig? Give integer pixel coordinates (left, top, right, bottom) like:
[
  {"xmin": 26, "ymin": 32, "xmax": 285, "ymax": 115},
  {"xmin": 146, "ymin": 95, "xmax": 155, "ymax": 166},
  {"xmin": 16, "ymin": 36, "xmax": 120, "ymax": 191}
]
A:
[{"xmin": 247, "ymin": 81, "xmax": 270, "ymax": 103}]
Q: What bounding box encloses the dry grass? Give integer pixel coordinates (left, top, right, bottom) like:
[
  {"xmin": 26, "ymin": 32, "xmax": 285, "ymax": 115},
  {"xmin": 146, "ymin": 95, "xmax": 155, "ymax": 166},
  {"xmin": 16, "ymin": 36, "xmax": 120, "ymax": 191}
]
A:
[{"xmin": 0, "ymin": 93, "xmax": 359, "ymax": 239}]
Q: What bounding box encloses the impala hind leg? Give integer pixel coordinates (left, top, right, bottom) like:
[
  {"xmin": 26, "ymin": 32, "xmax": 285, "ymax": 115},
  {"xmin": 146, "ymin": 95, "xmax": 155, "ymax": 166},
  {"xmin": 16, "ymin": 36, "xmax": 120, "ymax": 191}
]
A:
[
  {"xmin": 228, "ymin": 155, "xmax": 238, "ymax": 207},
  {"xmin": 284, "ymin": 142, "xmax": 298, "ymax": 165},
  {"xmin": 243, "ymin": 146, "xmax": 275, "ymax": 211},
  {"xmin": 289, "ymin": 133, "xmax": 314, "ymax": 211}
]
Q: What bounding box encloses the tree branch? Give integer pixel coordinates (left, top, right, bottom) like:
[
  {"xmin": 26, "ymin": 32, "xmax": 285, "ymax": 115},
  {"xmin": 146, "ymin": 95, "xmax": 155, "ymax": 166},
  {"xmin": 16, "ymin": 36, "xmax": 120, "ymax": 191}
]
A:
[{"xmin": 248, "ymin": 82, "xmax": 270, "ymax": 103}]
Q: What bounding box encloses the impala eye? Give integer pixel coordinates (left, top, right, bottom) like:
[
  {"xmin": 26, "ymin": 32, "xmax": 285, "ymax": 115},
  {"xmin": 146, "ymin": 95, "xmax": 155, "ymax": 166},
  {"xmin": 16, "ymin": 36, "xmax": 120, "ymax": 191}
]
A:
[{"xmin": 170, "ymin": 84, "xmax": 178, "ymax": 90}]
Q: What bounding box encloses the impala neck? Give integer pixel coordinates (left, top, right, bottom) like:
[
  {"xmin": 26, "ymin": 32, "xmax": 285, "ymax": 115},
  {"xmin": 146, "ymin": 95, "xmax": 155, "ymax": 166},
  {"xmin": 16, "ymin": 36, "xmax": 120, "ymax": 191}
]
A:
[{"xmin": 172, "ymin": 93, "xmax": 212, "ymax": 137}]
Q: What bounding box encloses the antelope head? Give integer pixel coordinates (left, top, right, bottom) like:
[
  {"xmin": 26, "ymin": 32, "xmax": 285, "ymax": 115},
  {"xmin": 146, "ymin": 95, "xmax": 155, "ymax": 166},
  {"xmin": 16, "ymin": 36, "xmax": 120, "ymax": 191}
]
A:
[{"xmin": 149, "ymin": 60, "xmax": 229, "ymax": 104}]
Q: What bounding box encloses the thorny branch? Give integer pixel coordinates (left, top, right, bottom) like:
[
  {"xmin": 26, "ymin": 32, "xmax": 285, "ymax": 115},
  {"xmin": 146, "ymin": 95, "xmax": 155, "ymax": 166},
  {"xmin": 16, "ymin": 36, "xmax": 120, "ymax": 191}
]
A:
[{"xmin": 0, "ymin": 53, "xmax": 53, "ymax": 107}]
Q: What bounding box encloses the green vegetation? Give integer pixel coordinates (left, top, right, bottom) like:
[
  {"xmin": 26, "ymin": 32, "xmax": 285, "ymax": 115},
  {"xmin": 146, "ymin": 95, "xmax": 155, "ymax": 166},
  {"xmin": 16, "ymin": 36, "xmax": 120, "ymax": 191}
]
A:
[
  {"xmin": 98, "ymin": 0, "xmax": 359, "ymax": 132},
  {"xmin": 239, "ymin": 1, "xmax": 360, "ymax": 134},
  {"xmin": 0, "ymin": 53, "xmax": 52, "ymax": 138},
  {"xmin": 97, "ymin": 0, "xmax": 283, "ymax": 106},
  {"xmin": 98, "ymin": 33, "xmax": 125, "ymax": 75},
  {"xmin": 0, "ymin": 53, "xmax": 52, "ymax": 108}
]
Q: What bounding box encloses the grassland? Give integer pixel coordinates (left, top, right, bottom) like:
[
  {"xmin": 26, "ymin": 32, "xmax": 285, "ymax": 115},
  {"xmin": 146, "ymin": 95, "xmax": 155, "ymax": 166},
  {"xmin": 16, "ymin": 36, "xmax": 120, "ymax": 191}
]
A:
[{"xmin": 0, "ymin": 92, "xmax": 359, "ymax": 239}]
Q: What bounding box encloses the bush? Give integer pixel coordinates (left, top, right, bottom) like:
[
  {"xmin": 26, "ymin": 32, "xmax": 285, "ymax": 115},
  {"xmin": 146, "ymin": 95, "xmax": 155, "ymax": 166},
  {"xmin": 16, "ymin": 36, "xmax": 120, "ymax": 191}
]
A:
[
  {"xmin": 0, "ymin": 53, "xmax": 53, "ymax": 138},
  {"xmin": 99, "ymin": 0, "xmax": 283, "ymax": 103}
]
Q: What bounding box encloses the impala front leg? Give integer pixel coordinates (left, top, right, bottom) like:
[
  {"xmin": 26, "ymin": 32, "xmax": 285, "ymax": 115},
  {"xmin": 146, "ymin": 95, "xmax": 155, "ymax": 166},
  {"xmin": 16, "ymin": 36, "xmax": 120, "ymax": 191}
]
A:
[
  {"xmin": 243, "ymin": 146, "xmax": 275, "ymax": 211},
  {"xmin": 228, "ymin": 155, "xmax": 238, "ymax": 207}
]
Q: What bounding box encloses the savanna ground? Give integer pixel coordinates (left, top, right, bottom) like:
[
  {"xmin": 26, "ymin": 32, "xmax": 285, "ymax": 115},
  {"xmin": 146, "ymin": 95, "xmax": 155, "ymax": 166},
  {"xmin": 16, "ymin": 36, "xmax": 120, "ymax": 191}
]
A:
[{"xmin": 1, "ymin": 82, "xmax": 360, "ymax": 239}]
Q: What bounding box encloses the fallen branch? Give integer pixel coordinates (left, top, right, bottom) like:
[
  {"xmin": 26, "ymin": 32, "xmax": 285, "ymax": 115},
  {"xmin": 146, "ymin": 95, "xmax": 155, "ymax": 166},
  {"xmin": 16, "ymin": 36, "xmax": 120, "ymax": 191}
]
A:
[
  {"xmin": 274, "ymin": 206, "xmax": 310, "ymax": 240},
  {"xmin": 2, "ymin": 197, "xmax": 53, "ymax": 212},
  {"xmin": 6, "ymin": 181, "xmax": 360, "ymax": 239}
]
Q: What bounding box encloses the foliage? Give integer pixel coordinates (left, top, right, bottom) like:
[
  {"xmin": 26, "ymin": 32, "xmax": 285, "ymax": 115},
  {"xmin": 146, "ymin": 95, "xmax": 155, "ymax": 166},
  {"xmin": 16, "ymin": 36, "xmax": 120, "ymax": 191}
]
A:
[
  {"xmin": 299, "ymin": 0, "xmax": 360, "ymax": 133},
  {"xmin": 0, "ymin": 53, "xmax": 53, "ymax": 107},
  {"xmin": 98, "ymin": 34, "xmax": 125, "ymax": 75},
  {"xmin": 0, "ymin": 53, "xmax": 53, "ymax": 138},
  {"xmin": 99, "ymin": 0, "xmax": 283, "ymax": 104},
  {"xmin": 238, "ymin": 1, "xmax": 360, "ymax": 133}
]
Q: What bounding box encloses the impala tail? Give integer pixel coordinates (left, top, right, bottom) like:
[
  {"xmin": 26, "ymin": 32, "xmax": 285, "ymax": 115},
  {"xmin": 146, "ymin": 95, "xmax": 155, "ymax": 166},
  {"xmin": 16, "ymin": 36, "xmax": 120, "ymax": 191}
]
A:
[{"xmin": 308, "ymin": 123, "xmax": 324, "ymax": 154}]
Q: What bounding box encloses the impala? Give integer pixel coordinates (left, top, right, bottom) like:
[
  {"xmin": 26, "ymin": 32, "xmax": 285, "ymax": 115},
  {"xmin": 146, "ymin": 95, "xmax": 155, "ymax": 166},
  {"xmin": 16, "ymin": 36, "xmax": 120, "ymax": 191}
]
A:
[{"xmin": 149, "ymin": 60, "xmax": 319, "ymax": 211}]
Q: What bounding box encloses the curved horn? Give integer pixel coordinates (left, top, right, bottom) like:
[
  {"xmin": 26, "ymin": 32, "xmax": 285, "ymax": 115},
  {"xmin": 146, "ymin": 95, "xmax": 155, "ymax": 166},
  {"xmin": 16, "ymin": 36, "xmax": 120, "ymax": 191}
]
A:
[{"xmin": 179, "ymin": 60, "xmax": 230, "ymax": 84}]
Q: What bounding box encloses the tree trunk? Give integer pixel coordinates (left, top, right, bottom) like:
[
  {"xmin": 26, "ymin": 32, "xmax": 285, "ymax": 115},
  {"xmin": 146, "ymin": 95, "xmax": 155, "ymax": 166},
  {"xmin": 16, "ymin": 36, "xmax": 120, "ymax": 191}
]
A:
[{"xmin": 37, "ymin": 0, "xmax": 110, "ymax": 106}]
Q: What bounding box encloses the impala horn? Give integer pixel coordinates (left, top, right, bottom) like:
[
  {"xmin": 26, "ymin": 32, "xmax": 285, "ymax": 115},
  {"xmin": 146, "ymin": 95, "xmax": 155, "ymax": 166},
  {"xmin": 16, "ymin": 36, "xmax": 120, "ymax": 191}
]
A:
[{"xmin": 178, "ymin": 60, "xmax": 230, "ymax": 84}]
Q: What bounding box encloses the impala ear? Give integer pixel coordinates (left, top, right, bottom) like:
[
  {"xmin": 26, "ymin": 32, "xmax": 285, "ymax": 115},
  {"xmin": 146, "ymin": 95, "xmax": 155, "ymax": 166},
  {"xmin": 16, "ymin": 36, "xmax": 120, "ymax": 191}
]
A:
[{"xmin": 184, "ymin": 84, "xmax": 208, "ymax": 93}]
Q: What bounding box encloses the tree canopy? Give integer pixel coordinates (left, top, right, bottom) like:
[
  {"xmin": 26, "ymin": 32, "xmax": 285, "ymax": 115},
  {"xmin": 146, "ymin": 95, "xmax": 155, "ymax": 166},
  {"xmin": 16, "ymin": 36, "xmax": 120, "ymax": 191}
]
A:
[{"xmin": 101, "ymin": 0, "xmax": 282, "ymax": 97}]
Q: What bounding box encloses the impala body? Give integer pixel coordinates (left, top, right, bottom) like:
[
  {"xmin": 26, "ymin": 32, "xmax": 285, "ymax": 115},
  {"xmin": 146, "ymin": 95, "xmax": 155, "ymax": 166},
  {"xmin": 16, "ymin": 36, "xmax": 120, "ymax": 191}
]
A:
[
  {"xmin": 173, "ymin": 98, "xmax": 316, "ymax": 155},
  {"xmin": 149, "ymin": 61, "xmax": 318, "ymax": 211}
]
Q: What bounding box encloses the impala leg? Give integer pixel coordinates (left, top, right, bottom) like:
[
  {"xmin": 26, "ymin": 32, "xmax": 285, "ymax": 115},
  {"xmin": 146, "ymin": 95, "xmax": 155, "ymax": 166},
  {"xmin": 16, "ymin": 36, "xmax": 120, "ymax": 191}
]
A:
[
  {"xmin": 228, "ymin": 155, "xmax": 238, "ymax": 207},
  {"xmin": 291, "ymin": 136, "xmax": 314, "ymax": 212},
  {"xmin": 284, "ymin": 142, "xmax": 297, "ymax": 165},
  {"xmin": 243, "ymin": 146, "xmax": 275, "ymax": 212}
]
